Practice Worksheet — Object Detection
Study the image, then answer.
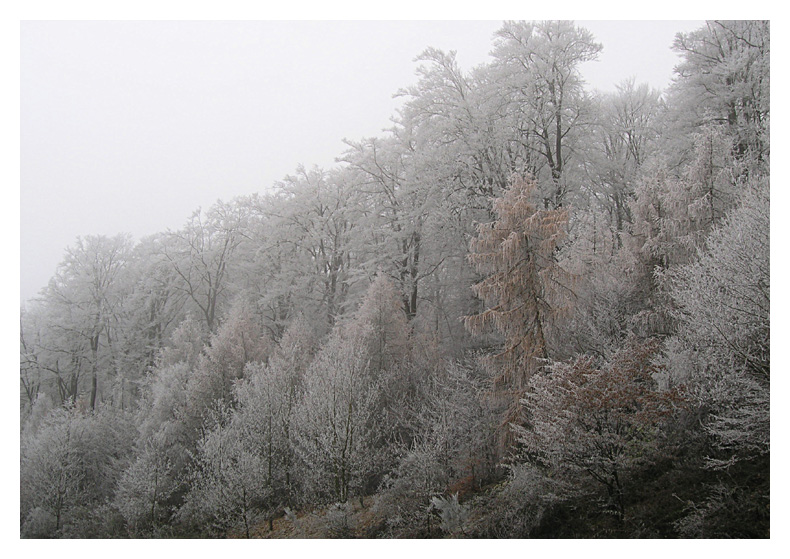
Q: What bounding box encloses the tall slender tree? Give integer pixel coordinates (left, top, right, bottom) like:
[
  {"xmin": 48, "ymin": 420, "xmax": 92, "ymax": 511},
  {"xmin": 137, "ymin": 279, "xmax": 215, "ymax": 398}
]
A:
[{"xmin": 465, "ymin": 176, "xmax": 572, "ymax": 390}]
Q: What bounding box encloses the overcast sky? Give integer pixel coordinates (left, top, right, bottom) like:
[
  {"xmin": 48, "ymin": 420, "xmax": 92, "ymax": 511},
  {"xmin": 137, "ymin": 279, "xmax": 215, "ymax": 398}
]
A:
[{"xmin": 20, "ymin": 20, "xmax": 705, "ymax": 302}]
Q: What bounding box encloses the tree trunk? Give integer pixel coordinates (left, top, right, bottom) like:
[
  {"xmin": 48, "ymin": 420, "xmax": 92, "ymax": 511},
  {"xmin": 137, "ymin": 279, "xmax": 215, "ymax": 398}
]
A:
[{"xmin": 89, "ymin": 333, "xmax": 99, "ymax": 411}]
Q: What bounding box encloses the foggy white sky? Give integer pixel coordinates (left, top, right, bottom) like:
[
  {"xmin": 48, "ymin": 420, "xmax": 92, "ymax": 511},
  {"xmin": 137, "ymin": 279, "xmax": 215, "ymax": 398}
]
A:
[{"xmin": 20, "ymin": 20, "xmax": 704, "ymax": 302}]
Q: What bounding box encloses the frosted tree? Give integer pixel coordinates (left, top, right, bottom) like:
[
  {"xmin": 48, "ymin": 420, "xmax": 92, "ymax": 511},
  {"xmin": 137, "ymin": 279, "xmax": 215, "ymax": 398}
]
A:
[
  {"xmin": 198, "ymin": 300, "xmax": 272, "ymax": 403},
  {"xmin": 232, "ymin": 362, "xmax": 295, "ymax": 526},
  {"xmin": 171, "ymin": 303, "xmax": 270, "ymax": 443},
  {"xmin": 350, "ymin": 273, "xmax": 411, "ymax": 374},
  {"xmin": 464, "ymin": 175, "xmax": 572, "ymax": 389},
  {"xmin": 114, "ymin": 440, "xmax": 175, "ymax": 535},
  {"xmin": 162, "ymin": 199, "xmax": 248, "ymax": 333},
  {"xmin": 231, "ymin": 193, "xmax": 297, "ymax": 337},
  {"xmin": 293, "ymin": 326, "xmax": 381, "ymax": 504},
  {"xmin": 375, "ymin": 359, "xmax": 499, "ymax": 537},
  {"xmin": 19, "ymin": 303, "xmax": 72, "ymax": 408},
  {"xmin": 179, "ymin": 406, "xmax": 269, "ymax": 538},
  {"xmin": 396, "ymin": 47, "xmax": 516, "ymax": 200},
  {"xmin": 625, "ymin": 127, "xmax": 744, "ymax": 339},
  {"xmin": 583, "ymin": 79, "xmax": 662, "ymax": 252},
  {"xmin": 262, "ymin": 166, "xmax": 358, "ymax": 328},
  {"xmin": 491, "ymin": 20, "xmax": 602, "ymax": 208},
  {"xmin": 270, "ymin": 313, "xmax": 318, "ymax": 379},
  {"xmin": 227, "ymin": 315, "xmax": 316, "ymax": 523},
  {"xmin": 133, "ymin": 361, "xmax": 195, "ymax": 509},
  {"xmin": 664, "ymin": 182, "xmax": 769, "ymax": 459},
  {"xmin": 135, "ymin": 318, "xmax": 208, "ymax": 491},
  {"xmin": 114, "ymin": 233, "xmax": 189, "ymax": 396},
  {"xmin": 129, "ymin": 304, "xmax": 271, "ymax": 534},
  {"xmin": 34, "ymin": 234, "xmax": 132, "ymax": 410},
  {"xmin": 232, "ymin": 315, "xmax": 317, "ymax": 516},
  {"xmin": 515, "ymin": 340, "xmax": 683, "ymax": 520},
  {"xmin": 633, "ymin": 129, "xmax": 740, "ymax": 263},
  {"xmin": 137, "ymin": 304, "xmax": 270, "ymax": 482},
  {"xmin": 671, "ymin": 20, "xmax": 769, "ymax": 170},
  {"xmin": 340, "ymin": 136, "xmax": 429, "ymax": 320},
  {"xmin": 157, "ymin": 315, "xmax": 204, "ymax": 368},
  {"xmin": 662, "ymin": 183, "xmax": 770, "ymax": 537},
  {"xmin": 346, "ymin": 273, "xmax": 430, "ymax": 462},
  {"xmin": 21, "ymin": 407, "xmax": 85, "ymax": 536},
  {"xmin": 21, "ymin": 405, "xmax": 134, "ymax": 537}
]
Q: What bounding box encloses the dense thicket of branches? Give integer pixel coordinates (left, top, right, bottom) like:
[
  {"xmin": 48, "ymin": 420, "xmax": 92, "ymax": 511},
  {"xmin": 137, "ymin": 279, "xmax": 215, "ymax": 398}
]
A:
[{"xmin": 20, "ymin": 20, "xmax": 769, "ymax": 539}]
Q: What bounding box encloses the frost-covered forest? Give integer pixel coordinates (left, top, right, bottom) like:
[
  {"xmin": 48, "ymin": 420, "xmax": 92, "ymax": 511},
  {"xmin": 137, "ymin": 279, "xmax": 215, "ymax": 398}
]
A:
[{"xmin": 20, "ymin": 20, "xmax": 769, "ymax": 538}]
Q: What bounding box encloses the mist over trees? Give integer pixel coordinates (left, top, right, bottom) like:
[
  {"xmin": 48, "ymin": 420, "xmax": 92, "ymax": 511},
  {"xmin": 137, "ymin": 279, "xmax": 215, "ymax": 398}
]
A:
[{"xmin": 20, "ymin": 20, "xmax": 769, "ymax": 538}]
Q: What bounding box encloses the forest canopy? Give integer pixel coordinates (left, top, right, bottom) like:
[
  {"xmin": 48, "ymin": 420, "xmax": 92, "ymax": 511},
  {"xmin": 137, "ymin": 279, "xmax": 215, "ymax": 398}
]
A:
[{"xmin": 20, "ymin": 20, "xmax": 769, "ymax": 539}]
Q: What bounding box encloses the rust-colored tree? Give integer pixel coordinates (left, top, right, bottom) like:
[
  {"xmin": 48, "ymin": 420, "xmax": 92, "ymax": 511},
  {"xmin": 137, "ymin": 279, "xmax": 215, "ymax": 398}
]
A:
[
  {"xmin": 464, "ymin": 175, "xmax": 571, "ymax": 391},
  {"xmin": 515, "ymin": 339, "xmax": 685, "ymax": 521}
]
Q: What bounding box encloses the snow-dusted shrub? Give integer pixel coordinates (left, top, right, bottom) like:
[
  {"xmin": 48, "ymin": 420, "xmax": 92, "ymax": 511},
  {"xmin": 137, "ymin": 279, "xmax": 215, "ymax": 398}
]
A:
[{"xmin": 429, "ymin": 493, "xmax": 468, "ymax": 535}]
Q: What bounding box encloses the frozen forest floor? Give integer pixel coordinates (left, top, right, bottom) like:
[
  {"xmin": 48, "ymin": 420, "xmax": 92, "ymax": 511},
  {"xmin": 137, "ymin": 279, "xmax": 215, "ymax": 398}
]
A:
[
  {"xmin": 239, "ymin": 452, "xmax": 769, "ymax": 539},
  {"xmin": 250, "ymin": 496, "xmax": 386, "ymax": 539}
]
